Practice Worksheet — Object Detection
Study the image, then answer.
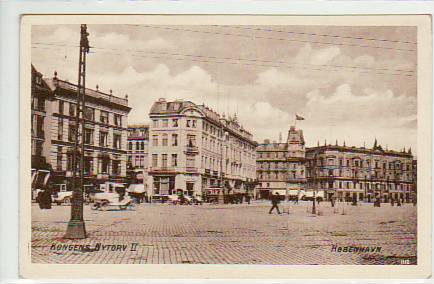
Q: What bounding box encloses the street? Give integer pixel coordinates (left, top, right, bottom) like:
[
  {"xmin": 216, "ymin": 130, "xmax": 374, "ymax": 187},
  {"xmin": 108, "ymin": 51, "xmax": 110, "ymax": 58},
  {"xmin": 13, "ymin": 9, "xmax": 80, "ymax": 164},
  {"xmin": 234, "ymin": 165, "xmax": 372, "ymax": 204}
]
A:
[{"xmin": 31, "ymin": 201, "xmax": 417, "ymax": 265}]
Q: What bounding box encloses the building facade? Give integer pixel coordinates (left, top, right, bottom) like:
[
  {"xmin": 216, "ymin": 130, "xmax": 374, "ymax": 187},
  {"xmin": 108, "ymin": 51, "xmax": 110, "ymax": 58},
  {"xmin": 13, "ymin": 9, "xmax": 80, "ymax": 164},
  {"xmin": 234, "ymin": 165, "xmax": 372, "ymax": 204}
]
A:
[
  {"xmin": 147, "ymin": 99, "xmax": 257, "ymax": 200},
  {"xmin": 31, "ymin": 65, "xmax": 52, "ymax": 189},
  {"xmin": 256, "ymin": 126, "xmax": 306, "ymax": 199},
  {"xmin": 127, "ymin": 124, "xmax": 149, "ymax": 171},
  {"xmin": 43, "ymin": 71, "xmax": 131, "ymax": 189},
  {"xmin": 257, "ymin": 126, "xmax": 415, "ymax": 202},
  {"xmin": 306, "ymin": 144, "xmax": 415, "ymax": 202}
]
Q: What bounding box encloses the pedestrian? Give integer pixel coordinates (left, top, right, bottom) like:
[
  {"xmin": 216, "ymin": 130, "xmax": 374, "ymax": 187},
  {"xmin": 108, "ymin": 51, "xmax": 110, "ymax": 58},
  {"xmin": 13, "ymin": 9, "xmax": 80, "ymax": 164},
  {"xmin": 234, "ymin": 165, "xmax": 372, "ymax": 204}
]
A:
[
  {"xmin": 37, "ymin": 190, "xmax": 44, "ymax": 209},
  {"xmin": 269, "ymin": 192, "xmax": 281, "ymax": 214},
  {"xmin": 246, "ymin": 194, "xmax": 251, "ymax": 204},
  {"xmin": 330, "ymin": 197, "xmax": 335, "ymax": 208},
  {"xmin": 397, "ymin": 198, "xmax": 402, "ymax": 207},
  {"xmin": 294, "ymin": 196, "xmax": 299, "ymax": 205},
  {"xmin": 391, "ymin": 197, "xmax": 395, "ymax": 206},
  {"xmin": 41, "ymin": 187, "xmax": 52, "ymax": 209}
]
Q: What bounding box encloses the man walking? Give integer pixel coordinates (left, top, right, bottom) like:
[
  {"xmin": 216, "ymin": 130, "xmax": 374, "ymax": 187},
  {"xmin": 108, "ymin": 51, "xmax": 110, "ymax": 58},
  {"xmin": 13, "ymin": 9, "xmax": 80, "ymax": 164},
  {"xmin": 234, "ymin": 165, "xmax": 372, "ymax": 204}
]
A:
[{"xmin": 269, "ymin": 192, "xmax": 281, "ymax": 214}]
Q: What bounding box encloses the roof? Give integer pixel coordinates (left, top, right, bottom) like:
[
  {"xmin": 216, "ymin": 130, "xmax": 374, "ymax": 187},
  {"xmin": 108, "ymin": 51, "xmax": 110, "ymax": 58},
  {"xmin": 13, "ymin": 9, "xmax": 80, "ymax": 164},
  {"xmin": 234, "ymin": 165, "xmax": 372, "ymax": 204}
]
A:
[
  {"xmin": 256, "ymin": 143, "xmax": 288, "ymax": 151},
  {"xmin": 150, "ymin": 99, "xmax": 257, "ymax": 145},
  {"xmin": 306, "ymin": 145, "xmax": 413, "ymax": 158},
  {"xmin": 44, "ymin": 77, "xmax": 130, "ymax": 110},
  {"xmin": 149, "ymin": 99, "xmax": 195, "ymax": 115}
]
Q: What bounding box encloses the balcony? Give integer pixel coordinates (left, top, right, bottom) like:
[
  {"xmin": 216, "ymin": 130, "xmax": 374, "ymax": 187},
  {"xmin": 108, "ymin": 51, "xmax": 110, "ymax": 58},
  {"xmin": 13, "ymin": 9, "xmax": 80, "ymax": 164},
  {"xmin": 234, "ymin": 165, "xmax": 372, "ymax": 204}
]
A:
[
  {"xmin": 149, "ymin": 166, "xmax": 175, "ymax": 174},
  {"xmin": 186, "ymin": 167, "xmax": 198, "ymax": 173},
  {"xmin": 185, "ymin": 145, "xmax": 199, "ymax": 154}
]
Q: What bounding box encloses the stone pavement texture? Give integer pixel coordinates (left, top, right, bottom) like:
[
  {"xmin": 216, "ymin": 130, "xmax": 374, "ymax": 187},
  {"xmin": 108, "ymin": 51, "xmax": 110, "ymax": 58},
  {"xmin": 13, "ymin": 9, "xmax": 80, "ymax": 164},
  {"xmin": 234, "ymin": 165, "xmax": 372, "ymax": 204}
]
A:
[{"xmin": 31, "ymin": 201, "xmax": 417, "ymax": 265}]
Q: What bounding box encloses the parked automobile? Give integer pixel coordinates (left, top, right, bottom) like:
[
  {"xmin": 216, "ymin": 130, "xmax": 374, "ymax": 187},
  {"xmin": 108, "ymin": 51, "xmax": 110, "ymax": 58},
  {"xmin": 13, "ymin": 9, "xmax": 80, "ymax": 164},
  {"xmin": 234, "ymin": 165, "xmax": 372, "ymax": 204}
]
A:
[
  {"xmin": 168, "ymin": 194, "xmax": 180, "ymax": 205},
  {"xmin": 52, "ymin": 191, "xmax": 73, "ymax": 205},
  {"xmin": 91, "ymin": 192, "xmax": 135, "ymax": 211},
  {"xmin": 127, "ymin": 183, "xmax": 146, "ymax": 203},
  {"xmin": 168, "ymin": 194, "xmax": 193, "ymax": 205}
]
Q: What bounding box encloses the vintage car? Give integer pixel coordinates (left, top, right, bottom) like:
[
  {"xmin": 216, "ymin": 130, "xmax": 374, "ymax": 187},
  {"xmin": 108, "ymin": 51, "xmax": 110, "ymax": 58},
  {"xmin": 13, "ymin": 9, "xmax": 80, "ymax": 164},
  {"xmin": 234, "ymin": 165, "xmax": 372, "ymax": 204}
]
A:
[
  {"xmin": 167, "ymin": 194, "xmax": 193, "ymax": 205},
  {"xmin": 91, "ymin": 192, "xmax": 135, "ymax": 211},
  {"xmin": 52, "ymin": 190, "xmax": 73, "ymax": 205}
]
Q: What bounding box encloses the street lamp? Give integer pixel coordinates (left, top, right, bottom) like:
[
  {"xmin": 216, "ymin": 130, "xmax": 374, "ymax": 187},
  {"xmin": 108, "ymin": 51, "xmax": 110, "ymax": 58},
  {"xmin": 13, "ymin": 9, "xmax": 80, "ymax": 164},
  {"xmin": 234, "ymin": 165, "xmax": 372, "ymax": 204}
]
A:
[{"xmin": 64, "ymin": 24, "xmax": 90, "ymax": 239}]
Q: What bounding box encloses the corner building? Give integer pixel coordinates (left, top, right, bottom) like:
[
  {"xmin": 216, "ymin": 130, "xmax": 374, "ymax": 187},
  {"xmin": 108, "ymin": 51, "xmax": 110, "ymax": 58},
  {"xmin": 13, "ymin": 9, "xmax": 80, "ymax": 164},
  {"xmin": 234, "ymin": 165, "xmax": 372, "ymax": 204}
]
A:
[
  {"xmin": 147, "ymin": 99, "xmax": 257, "ymax": 199},
  {"xmin": 256, "ymin": 126, "xmax": 306, "ymax": 198}
]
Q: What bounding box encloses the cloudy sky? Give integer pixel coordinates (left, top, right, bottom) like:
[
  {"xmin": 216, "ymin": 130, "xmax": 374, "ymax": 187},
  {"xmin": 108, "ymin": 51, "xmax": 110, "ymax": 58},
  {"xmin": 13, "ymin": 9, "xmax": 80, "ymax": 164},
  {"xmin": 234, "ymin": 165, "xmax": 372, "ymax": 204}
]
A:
[{"xmin": 32, "ymin": 24, "xmax": 417, "ymax": 152}]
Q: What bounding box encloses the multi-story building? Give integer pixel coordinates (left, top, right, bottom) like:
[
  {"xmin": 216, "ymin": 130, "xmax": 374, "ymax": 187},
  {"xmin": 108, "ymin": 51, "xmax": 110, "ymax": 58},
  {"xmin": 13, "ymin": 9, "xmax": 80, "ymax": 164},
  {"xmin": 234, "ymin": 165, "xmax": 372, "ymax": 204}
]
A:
[
  {"xmin": 127, "ymin": 124, "xmax": 149, "ymax": 171},
  {"xmin": 286, "ymin": 126, "xmax": 307, "ymax": 195},
  {"xmin": 127, "ymin": 124, "xmax": 149, "ymax": 187},
  {"xmin": 43, "ymin": 71, "xmax": 131, "ymax": 189},
  {"xmin": 256, "ymin": 126, "xmax": 306, "ymax": 199},
  {"xmin": 147, "ymin": 98, "xmax": 257, "ymax": 200},
  {"xmin": 306, "ymin": 143, "xmax": 414, "ymax": 202},
  {"xmin": 31, "ymin": 65, "xmax": 52, "ymax": 189},
  {"xmin": 257, "ymin": 126, "xmax": 415, "ymax": 203},
  {"xmin": 256, "ymin": 142, "xmax": 288, "ymax": 199}
]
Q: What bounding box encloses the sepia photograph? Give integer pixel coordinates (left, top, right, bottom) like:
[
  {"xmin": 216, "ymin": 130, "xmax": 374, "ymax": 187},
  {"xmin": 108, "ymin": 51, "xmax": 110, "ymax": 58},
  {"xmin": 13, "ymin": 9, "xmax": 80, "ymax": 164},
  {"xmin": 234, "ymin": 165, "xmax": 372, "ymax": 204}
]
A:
[{"xmin": 20, "ymin": 15, "xmax": 432, "ymax": 278}]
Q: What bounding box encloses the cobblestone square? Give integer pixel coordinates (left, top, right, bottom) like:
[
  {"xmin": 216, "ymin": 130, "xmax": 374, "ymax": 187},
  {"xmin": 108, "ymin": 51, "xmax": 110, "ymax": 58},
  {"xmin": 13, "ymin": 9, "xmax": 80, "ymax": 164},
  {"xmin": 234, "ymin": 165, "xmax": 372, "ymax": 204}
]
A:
[{"xmin": 31, "ymin": 201, "xmax": 417, "ymax": 265}]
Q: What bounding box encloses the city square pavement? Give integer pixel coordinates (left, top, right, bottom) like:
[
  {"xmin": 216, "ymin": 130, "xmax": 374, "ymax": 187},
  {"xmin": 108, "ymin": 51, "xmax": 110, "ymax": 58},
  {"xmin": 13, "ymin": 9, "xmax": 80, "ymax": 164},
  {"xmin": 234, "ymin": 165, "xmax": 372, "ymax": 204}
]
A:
[{"xmin": 31, "ymin": 201, "xmax": 417, "ymax": 265}]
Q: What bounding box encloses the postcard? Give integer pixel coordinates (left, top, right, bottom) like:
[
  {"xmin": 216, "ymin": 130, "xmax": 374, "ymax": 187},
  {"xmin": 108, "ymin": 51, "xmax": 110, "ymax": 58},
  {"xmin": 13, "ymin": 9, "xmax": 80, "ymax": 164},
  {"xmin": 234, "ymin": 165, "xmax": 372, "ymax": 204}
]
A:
[{"xmin": 20, "ymin": 14, "xmax": 432, "ymax": 278}]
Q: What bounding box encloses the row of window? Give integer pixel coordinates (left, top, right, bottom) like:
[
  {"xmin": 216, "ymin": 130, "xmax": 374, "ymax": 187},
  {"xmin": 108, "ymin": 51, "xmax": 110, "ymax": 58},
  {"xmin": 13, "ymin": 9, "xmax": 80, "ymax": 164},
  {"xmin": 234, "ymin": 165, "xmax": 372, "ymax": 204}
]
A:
[
  {"xmin": 128, "ymin": 141, "xmax": 146, "ymax": 151},
  {"xmin": 152, "ymin": 118, "xmax": 180, "ymax": 128},
  {"xmin": 58, "ymin": 120, "xmax": 122, "ymax": 149},
  {"xmin": 311, "ymin": 157, "xmax": 412, "ymax": 171},
  {"xmin": 258, "ymin": 162, "xmax": 301, "ymax": 170},
  {"xmin": 152, "ymin": 133, "xmax": 180, "ymax": 147},
  {"xmin": 257, "ymin": 151, "xmax": 287, "ymax": 159},
  {"xmin": 311, "ymin": 181, "xmax": 413, "ymax": 191},
  {"xmin": 55, "ymin": 147, "xmax": 122, "ymax": 175},
  {"xmin": 258, "ymin": 171, "xmax": 304, "ymax": 180},
  {"xmin": 127, "ymin": 154, "xmax": 147, "ymax": 168},
  {"xmin": 151, "ymin": 153, "xmax": 181, "ymax": 168},
  {"xmin": 58, "ymin": 101, "xmax": 122, "ymax": 126}
]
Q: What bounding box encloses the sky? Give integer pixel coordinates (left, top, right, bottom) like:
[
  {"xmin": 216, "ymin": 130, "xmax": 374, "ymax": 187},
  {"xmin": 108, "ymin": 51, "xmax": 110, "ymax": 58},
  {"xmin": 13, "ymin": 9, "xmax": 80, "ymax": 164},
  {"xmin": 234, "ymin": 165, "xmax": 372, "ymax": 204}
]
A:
[{"xmin": 31, "ymin": 24, "xmax": 417, "ymax": 152}]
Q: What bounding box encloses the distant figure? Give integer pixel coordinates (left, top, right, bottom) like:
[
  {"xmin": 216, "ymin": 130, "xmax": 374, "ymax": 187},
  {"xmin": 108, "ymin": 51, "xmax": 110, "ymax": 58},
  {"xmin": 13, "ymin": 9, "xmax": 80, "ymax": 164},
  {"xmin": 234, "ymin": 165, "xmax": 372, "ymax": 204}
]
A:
[
  {"xmin": 39, "ymin": 188, "xmax": 52, "ymax": 209},
  {"xmin": 351, "ymin": 196, "xmax": 357, "ymax": 206},
  {"xmin": 330, "ymin": 197, "xmax": 335, "ymax": 207},
  {"xmin": 294, "ymin": 196, "xmax": 299, "ymax": 205},
  {"xmin": 391, "ymin": 198, "xmax": 395, "ymax": 206},
  {"xmin": 316, "ymin": 196, "xmax": 321, "ymax": 205},
  {"xmin": 374, "ymin": 197, "xmax": 381, "ymax": 207},
  {"xmin": 269, "ymin": 192, "xmax": 281, "ymax": 214},
  {"xmin": 246, "ymin": 194, "xmax": 251, "ymax": 204},
  {"xmin": 397, "ymin": 198, "xmax": 402, "ymax": 207}
]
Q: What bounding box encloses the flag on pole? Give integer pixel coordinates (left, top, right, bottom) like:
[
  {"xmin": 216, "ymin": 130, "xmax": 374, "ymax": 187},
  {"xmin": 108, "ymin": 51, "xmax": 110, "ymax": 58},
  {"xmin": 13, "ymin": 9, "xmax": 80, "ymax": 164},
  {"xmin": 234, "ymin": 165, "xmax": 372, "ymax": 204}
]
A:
[{"xmin": 296, "ymin": 114, "xmax": 305, "ymax": 120}]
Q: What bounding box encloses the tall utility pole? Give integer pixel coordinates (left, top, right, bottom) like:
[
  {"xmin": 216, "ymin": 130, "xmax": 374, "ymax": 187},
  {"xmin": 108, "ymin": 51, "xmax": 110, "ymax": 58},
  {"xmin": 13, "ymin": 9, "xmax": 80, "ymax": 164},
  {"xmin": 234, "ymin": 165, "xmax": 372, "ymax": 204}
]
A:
[{"xmin": 65, "ymin": 24, "xmax": 90, "ymax": 239}]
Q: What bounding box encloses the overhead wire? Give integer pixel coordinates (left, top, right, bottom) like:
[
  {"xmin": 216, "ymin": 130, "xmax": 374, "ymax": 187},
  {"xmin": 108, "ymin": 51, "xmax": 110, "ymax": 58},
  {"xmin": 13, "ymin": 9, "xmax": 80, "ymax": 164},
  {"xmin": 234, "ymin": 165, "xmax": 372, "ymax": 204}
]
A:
[
  {"xmin": 31, "ymin": 42, "xmax": 415, "ymax": 77},
  {"xmin": 124, "ymin": 24, "xmax": 417, "ymax": 52}
]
